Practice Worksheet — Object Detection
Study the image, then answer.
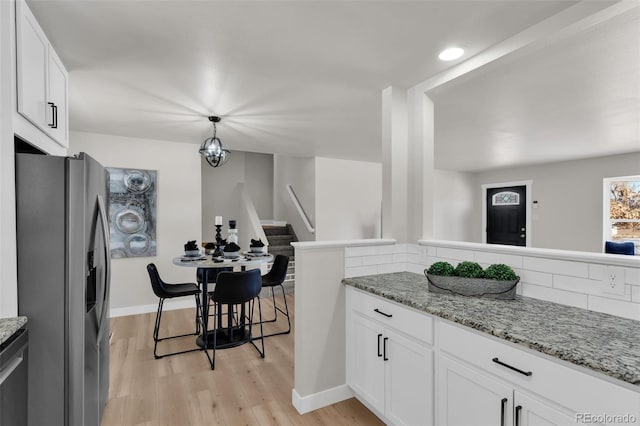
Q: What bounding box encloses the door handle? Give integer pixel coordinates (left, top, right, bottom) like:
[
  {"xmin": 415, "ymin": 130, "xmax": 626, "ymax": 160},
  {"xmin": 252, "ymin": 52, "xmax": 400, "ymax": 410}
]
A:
[
  {"xmin": 515, "ymin": 405, "xmax": 522, "ymax": 426},
  {"xmin": 377, "ymin": 333, "xmax": 382, "ymax": 357},
  {"xmin": 383, "ymin": 337, "xmax": 389, "ymax": 361},
  {"xmin": 96, "ymin": 194, "xmax": 111, "ymax": 341},
  {"xmin": 500, "ymin": 398, "xmax": 507, "ymax": 426},
  {"xmin": 52, "ymin": 104, "xmax": 58, "ymax": 129},
  {"xmin": 373, "ymin": 308, "xmax": 392, "ymax": 318},
  {"xmin": 47, "ymin": 102, "xmax": 56, "ymax": 127},
  {"xmin": 492, "ymin": 357, "xmax": 532, "ymax": 376}
]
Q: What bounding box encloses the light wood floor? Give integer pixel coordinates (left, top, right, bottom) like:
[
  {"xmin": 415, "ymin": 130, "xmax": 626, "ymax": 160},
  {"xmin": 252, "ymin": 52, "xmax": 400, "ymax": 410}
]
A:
[{"xmin": 103, "ymin": 293, "xmax": 383, "ymax": 426}]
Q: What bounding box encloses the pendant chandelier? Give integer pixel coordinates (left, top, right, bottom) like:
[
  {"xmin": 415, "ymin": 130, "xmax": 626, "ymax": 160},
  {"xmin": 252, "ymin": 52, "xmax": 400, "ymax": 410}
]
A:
[{"xmin": 199, "ymin": 116, "xmax": 230, "ymax": 167}]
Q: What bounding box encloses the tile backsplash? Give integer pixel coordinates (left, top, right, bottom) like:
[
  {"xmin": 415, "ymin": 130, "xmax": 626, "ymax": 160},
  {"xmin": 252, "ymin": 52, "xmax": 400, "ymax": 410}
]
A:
[{"xmin": 344, "ymin": 242, "xmax": 640, "ymax": 321}]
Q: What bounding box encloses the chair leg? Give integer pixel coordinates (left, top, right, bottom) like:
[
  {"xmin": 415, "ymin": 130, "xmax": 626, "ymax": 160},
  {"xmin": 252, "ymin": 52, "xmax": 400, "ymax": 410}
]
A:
[
  {"xmin": 153, "ymin": 296, "xmax": 203, "ymax": 360},
  {"xmin": 194, "ymin": 294, "xmax": 202, "ymax": 334},
  {"xmin": 261, "ymin": 284, "xmax": 291, "ymax": 338},
  {"xmin": 249, "ymin": 297, "xmax": 265, "ymax": 358},
  {"xmin": 211, "ymin": 301, "xmax": 218, "ymax": 370},
  {"xmin": 153, "ymin": 299, "xmax": 163, "ymax": 358}
]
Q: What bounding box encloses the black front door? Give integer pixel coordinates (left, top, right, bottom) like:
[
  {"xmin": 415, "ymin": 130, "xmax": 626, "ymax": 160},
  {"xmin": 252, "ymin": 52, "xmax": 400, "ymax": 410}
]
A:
[{"xmin": 486, "ymin": 185, "xmax": 526, "ymax": 246}]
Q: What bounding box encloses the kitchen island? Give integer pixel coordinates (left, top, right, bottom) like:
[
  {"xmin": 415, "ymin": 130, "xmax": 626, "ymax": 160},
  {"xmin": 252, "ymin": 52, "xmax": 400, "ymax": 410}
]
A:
[
  {"xmin": 343, "ymin": 271, "xmax": 640, "ymax": 384},
  {"xmin": 343, "ymin": 272, "xmax": 640, "ymax": 425}
]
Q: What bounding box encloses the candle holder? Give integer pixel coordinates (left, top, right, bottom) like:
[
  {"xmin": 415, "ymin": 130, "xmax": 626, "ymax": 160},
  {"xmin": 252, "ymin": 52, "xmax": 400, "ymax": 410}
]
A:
[
  {"xmin": 213, "ymin": 224, "xmax": 224, "ymax": 257},
  {"xmin": 214, "ymin": 224, "xmax": 223, "ymax": 243}
]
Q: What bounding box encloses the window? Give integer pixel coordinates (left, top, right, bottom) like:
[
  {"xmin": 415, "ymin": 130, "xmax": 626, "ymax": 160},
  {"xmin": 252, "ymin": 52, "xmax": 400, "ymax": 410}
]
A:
[
  {"xmin": 604, "ymin": 176, "xmax": 640, "ymax": 248},
  {"xmin": 491, "ymin": 191, "xmax": 520, "ymax": 206}
]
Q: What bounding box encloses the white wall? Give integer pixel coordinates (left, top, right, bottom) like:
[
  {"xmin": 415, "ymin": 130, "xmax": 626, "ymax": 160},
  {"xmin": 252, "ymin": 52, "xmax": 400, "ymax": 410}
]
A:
[
  {"xmin": 273, "ymin": 154, "xmax": 316, "ymax": 241},
  {"xmin": 70, "ymin": 131, "xmax": 202, "ymax": 311},
  {"xmin": 315, "ymin": 157, "xmax": 382, "ymax": 241},
  {"xmin": 433, "ymin": 169, "xmax": 476, "ymax": 242},
  {"xmin": 470, "ymin": 152, "xmax": 640, "ymax": 252},
  {"xmin": 201, "ymin": 151, "xmax": 273, "ymax": 246},
  {"xmin": 201, "ymin": 153, "xmax": 245, "ymax": 243},
  {"xmin": 244, "ymin": 152, "xmax": 273, "ymax": 220}
]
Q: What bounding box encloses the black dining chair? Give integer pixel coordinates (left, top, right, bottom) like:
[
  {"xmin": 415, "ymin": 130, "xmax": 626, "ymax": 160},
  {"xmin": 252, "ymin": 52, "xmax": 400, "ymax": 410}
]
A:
[
  {"xmin": 259, "ymin": 255, "xmax": 291, "ymax": 337},
  {"xmin": 208, "ymin": 269, "xmax": 265, "ymax": 370},
  {"xmin": 146, "ymin": 263, "xmax": 202, "ymax": 359}
]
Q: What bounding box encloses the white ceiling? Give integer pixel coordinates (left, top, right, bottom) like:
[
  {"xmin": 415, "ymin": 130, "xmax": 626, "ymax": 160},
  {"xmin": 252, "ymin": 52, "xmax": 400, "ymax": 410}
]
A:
[
  {"xmin": 429, "ymin": 6, "xmax": 640, "ymax": 171},
  {"xmin": 27, "ymin": 0, "xmax": 580, "ymax": 163}
]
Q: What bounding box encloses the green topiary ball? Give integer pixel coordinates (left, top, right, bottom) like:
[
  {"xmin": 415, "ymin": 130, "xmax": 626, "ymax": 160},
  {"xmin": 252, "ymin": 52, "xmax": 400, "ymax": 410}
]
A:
[
  {"xmin": 484, "ymin": 264, "xmax": 518, "ymax": 281},
  {"xmin": 426, "ymin": 261, "xmax": 455, "ymax": 276},
  {"xmin": 454, "ymin": 261, "xmax": 485, "ymax": 278}
]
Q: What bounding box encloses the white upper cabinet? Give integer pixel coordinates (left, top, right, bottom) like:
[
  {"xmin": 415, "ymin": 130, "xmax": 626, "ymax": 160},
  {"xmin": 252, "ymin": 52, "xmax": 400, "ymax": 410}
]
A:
[
  {"xmin": 15, "ymin": 0, "xmax": 68, "ymax": 148},
  {"xmin": 47, "ymin": 48, "xmax": 68, "ymax": 144}
]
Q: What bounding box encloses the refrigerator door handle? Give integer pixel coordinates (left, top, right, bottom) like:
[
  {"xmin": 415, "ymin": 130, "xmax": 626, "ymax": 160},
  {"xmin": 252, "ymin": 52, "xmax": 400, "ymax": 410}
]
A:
[{"xmin": 96, "ymin": 194, "xmax": 111, "ymax": 341}]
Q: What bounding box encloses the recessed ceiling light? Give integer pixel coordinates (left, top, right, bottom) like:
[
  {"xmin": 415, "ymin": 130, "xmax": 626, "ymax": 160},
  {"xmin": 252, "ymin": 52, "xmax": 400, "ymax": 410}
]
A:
[{"xmin": 438, "ymin": 47, "xmax": 464, "ymax": 61}]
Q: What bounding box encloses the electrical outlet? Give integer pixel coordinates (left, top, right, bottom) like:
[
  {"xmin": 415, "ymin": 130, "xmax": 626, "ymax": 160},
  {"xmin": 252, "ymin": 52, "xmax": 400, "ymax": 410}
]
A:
[{"xmin": 603, "ymin": 266, "xmax": 625, "ymax": 295}]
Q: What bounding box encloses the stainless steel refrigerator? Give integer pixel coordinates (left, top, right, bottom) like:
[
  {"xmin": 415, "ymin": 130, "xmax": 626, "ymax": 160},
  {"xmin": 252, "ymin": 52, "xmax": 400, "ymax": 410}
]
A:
[{"xmin": 15, "ymin": 152, "xmax": 110, "ymax": 426}]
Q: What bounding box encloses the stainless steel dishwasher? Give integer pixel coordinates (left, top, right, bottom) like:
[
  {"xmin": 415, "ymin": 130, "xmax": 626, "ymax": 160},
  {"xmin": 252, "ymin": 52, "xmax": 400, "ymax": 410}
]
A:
[{"xmin": 0, "ymin": 327, "xmax": 28, "ymax": 426}]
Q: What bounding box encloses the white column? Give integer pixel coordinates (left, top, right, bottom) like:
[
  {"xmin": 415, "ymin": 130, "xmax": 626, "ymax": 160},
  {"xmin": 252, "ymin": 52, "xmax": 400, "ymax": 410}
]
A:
[
  {"xmin": 407, "ymin": 87, "xmax": 435, "ymax": 241},
  {"xmin": 381, "ymin": 86, "xmax": 408, "ymax": 242},
  {"xmin": 382, "ymin": 85, "xmax": 435, "ymax": 243}
]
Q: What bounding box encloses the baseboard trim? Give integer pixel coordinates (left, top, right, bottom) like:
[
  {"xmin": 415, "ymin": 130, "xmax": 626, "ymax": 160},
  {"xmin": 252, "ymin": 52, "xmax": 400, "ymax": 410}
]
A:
[
  {"xmin": 291, "ymin": 385, "xmax": 354, "ymax": 414},
  {"xmin": 110, "ymin": 298, "xmax": 196, "ymax": 318}
]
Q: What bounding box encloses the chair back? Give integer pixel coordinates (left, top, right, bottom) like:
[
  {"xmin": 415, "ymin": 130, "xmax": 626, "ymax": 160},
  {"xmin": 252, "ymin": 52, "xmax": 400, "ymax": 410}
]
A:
[
  {"xmin": 263, "ymin": 255, "xmax": 290, "ymax": 286},
  {"xmin": 605, "ymin": 241, "xmax": 635, "ymax": 256},
  {"xmin": 212, "ymin": 269, "xmax": 262, "ymax": 305},
  {"xmin": 147, "ymin": 263, "xmax": 170, "ymax": 298}
]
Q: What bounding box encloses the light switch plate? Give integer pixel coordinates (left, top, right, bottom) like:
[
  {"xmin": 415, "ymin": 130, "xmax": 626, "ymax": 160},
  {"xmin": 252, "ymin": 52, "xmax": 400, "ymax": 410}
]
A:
[{"xmin": 603, "ymin": 266, "xmax": 625, "ymax": 295}]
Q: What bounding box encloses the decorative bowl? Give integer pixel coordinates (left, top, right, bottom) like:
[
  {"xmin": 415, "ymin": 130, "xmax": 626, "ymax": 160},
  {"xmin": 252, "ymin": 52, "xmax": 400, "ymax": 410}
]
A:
[
  {"xmin": 223, "ymin": 251, "xmax": 240, "ymax": 259},
  {"xmin": 249, "ymin": 246, "xmax": 266, "ymax": 253},
  {"xmin": 184, "ymin": 250, "xmax": 200, "ymax": 257}
]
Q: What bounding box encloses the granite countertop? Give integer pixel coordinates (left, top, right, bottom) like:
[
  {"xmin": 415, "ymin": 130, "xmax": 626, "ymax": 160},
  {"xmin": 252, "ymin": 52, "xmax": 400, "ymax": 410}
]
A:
[
  {"xmin": 343, "ymin": 272, "xmax": 640, "ymax": 386},
  {"xmin": 0, "ymin": 317, "xmax": 28, "ymax": 346}
]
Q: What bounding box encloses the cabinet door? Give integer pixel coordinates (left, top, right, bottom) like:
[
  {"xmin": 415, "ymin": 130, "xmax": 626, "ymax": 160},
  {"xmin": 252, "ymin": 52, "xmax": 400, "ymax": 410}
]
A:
[
  {"xmin": 514, "ymin": 392, "xmax": 581, "ymax": 426},
  {"xmin": 16, "ymin": 0, "xmax": 48, "ymax": 129},
  {"xmin": 349, "ymin": 313, "xmax": 385, "ymax": 414},
  {"xmin": 47, "ymin": 48, "xmax": 68, "ymax": 147},
  {"xmin": 437, "ymin": 355, "xmax": 513, "ymax": 426},
  {"xmin": 385, "ymin": 329, "xmax": 433, "ymax": 426}
]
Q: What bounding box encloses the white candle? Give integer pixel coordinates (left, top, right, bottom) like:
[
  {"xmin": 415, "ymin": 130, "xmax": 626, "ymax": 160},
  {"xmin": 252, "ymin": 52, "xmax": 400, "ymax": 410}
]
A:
[{"xmin": 214, "ymin": 216, "xmax": 222, "ymax": 225}]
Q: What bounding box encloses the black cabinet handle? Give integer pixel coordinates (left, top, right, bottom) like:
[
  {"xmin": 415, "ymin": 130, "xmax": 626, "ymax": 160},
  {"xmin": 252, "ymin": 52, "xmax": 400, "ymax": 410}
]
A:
[
  {"xmin": 500, "ymin": 398, "xmax": 508, "ymax": 426},
  {"xmin": 377, "ymin": 333, "xmax": 382, "ymax": 357},
  {"xmin": 374, "ymin": 308, "xmax": 392, "ymax": 318},
  {"xmin": 515, "ymin": 405, "xmax": 522, "ymax": 426},
  {"xmin": 52, "ymin": 104, "xmax": 58, "ymax": 129},
  {"xmin": 47, "ymin": 102, "xmax": 56, "ymax": 127},
  {"xmin": 383, "ymin": 337, "xmax": 389, "ymax": 361},
  {"xmin": 492, "ymin": 357, "xmax": 532, "ymax": 377}
]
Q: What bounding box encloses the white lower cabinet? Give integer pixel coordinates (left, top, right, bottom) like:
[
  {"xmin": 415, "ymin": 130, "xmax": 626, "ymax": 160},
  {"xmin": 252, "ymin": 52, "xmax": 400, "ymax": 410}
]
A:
[
  {"xmin": 436, "ymin": 355, "xmax": 576, "ymax": 426},
  {"xmin": 437, "ymin": 354, "xmax": 513, "ymax": 426},
  {"xmin": 514, "ymin": 391, "xmax": 576, "ymax": 426},
  {"xmin": 347, "ymin": 288, "xmax": 434, "ymax": 425},
  {"xmin": 346, "ymin": 287, "xmax": 639, "ymax": 426},
  {"xmin": 384, "ymin": 328, "xmax": 433, "ymax": 426},
  {"xmin": 350, "ymin": 313, "xmax": 385, "ymax": 413}
]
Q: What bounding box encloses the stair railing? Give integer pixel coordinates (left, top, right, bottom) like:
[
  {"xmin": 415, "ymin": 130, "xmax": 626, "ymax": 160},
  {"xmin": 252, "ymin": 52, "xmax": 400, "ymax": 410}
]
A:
[
  {"xmin": 238, "ymin": 183, "xmax": 269, "ymax": 249},
  {"xmin": 286, "ymin": 184, "xmax": 315, "ymax": 234}
]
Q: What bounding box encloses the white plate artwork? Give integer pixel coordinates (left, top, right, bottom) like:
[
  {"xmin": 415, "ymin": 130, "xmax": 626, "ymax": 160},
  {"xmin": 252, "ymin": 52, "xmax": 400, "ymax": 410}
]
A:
[
  {"xmin": 114, "ymin": 207, "xmax": 145, "ymax": 234},
  {"xmin": 107, "ymin": 167, "xmax": 157, "ymax": 258}
]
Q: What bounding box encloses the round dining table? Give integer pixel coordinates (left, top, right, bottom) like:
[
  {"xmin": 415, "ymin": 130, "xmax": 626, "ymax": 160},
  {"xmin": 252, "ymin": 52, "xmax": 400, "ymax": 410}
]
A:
[{"xmin": 172, "ymin": 253, "xmax": 274, "ymax": 368}]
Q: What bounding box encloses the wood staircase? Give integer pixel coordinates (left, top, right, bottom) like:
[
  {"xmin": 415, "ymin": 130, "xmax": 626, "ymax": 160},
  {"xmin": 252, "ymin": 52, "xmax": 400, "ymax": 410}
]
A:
[{"xmin": 263, "ymin": 224, "xmax": 296, "ymax": 293}]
